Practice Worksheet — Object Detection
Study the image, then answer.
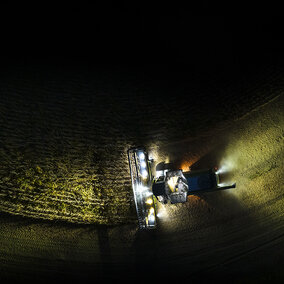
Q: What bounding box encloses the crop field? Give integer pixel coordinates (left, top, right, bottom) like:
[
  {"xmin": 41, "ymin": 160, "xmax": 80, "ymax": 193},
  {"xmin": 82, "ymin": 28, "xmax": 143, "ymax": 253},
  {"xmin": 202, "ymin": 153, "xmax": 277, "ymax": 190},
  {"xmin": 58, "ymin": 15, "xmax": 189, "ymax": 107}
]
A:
[
  {"xmin": 0, "ymin": 63, "xmax": 283, "ymax": 282},
  {"xmin": 0, "ymin": 64, "xmax": 283, "ymax": 226}
]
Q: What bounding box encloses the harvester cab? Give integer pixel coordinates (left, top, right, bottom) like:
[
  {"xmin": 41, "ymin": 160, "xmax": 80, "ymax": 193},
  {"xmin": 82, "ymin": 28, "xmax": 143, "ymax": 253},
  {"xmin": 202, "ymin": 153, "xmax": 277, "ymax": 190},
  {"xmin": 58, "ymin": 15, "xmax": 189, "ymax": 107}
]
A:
[{"xmin": 128, "ymin": 147, "xmax": 236, "ymax": 230}]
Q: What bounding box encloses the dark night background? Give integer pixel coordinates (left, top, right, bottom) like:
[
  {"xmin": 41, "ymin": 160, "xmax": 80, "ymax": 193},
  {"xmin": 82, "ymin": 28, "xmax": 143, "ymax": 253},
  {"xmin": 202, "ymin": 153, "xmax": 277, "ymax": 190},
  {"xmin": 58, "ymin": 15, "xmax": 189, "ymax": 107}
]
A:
[
  {"xmin": 0, "ymin": 2, "xmax": 283, "ymax": 283},
  {"xmin": 1, "ymin": 2, "xmax": 283, "ymax": 74}
]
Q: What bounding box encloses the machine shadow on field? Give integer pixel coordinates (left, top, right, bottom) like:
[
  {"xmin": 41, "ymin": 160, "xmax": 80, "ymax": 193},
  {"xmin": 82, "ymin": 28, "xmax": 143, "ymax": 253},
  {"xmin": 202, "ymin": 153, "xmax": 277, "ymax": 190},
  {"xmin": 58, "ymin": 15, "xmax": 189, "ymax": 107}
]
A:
[{"xmin": 97, "ymin": 225, "xmax": 113, "ymax": 276}]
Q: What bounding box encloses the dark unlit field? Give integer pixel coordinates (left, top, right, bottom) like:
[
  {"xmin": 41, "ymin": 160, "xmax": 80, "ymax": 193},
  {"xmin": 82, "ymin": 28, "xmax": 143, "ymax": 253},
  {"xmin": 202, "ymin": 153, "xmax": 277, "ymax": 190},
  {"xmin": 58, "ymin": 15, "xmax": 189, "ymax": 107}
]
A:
[{"xmin": 0, "ymin": 66, "xmax": 283, "ymax": 282}]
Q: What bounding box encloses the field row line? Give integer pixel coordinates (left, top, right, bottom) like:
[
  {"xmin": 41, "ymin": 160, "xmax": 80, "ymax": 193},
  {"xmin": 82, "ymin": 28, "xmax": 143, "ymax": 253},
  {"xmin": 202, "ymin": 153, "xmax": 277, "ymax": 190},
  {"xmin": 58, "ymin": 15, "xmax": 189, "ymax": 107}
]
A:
[
  {"xmin": 0, "ymin": 185, "xmax": 131, "ymax": 203},
  {"xmin": 0, "ymin": 199, "xmax": 133, "ymax": 224}
]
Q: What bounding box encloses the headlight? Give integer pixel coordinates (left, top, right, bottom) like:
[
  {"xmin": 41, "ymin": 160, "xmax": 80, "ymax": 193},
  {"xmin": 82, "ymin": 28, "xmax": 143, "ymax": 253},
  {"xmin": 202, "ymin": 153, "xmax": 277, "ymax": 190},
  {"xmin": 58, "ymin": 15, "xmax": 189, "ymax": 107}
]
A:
[
  {"xmin": 139, "ymin": 152, "xmax": 145, "ymax": 160},
  {"xmin": 146, "ymin": 198, "xmax": 153, "ymax": 205},
  {"xmin": 149, "ymin": 214, "xmax": 155, "ymax": 223},
  {"xmin": 141, "ymin": 169, "xmax": 148, "ymax": 178},
  {"xmin": 140, "ymin": 161, "xmax": 147, "ymax": 168}
]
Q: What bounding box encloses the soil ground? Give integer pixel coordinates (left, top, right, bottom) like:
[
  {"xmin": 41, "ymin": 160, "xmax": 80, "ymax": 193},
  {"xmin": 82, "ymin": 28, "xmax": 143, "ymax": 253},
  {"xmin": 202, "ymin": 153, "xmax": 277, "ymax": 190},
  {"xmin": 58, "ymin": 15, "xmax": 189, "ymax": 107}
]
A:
[{"xmin": 0, "ymin": 63, "xmax": 283, "ymax": 283}]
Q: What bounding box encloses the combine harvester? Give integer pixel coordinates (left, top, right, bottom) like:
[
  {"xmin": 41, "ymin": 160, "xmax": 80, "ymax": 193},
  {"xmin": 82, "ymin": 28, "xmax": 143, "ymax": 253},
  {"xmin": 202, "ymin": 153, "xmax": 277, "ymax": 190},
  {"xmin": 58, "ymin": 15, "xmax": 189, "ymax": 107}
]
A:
[{"xmin": 127, "ymin": 147, "xmax": 236, "ymax": 230}]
